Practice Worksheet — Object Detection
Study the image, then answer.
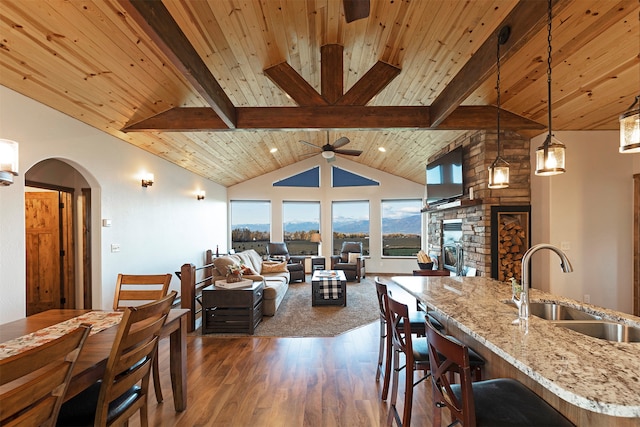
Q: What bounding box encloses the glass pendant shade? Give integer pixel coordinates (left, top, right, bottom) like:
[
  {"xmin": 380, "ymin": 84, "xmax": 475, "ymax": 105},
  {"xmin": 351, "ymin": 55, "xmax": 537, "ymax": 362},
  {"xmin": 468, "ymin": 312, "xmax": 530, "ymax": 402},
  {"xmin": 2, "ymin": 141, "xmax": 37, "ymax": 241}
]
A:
[
  {"xmin": 535, "ymin": 135, "xmax": 566, "ymax": 176},
  {"xmin": 619, "ymin": 96, "xmax": 640, "ymax": 153},
  {"xmin": 488, "ymin": 157, "xmax": 510, "ymax": 189}
]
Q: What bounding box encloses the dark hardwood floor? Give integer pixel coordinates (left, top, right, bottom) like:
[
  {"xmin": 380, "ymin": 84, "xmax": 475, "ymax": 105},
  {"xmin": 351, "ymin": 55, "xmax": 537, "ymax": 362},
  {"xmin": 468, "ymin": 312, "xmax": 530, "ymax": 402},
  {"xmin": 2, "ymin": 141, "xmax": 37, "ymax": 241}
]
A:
[{"xmin": 133, "ymin": 280, "xmax": 439, "ymax": 426}]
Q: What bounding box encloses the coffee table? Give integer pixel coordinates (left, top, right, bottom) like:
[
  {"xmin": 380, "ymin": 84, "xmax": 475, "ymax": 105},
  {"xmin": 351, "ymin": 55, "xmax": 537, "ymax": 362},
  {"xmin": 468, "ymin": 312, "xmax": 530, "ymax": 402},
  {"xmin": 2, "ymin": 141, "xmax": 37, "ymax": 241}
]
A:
[{"xmin": 311, "ymin": 270, "xmax": 347, "ymax": 306}]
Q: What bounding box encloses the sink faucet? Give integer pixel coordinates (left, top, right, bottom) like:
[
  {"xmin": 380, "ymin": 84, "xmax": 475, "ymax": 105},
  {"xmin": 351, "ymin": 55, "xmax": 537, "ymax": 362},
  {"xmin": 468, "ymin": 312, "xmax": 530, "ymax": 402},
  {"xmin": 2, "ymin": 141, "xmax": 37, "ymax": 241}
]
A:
[{"xmin": 513, "ymin": 243, "xmax": 573, "ymax": 323}]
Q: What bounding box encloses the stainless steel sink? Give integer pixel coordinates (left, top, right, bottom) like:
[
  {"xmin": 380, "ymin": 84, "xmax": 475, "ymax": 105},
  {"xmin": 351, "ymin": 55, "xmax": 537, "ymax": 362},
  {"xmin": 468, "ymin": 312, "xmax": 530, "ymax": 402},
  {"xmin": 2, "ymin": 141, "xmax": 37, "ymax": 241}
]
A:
[
  {"xmin": 505, "ymin": 301, "xmax": 601, "ymax": 321},
  {"xmin": 550, "ymin": 320, "xmax": 640, "ymax": 343}
]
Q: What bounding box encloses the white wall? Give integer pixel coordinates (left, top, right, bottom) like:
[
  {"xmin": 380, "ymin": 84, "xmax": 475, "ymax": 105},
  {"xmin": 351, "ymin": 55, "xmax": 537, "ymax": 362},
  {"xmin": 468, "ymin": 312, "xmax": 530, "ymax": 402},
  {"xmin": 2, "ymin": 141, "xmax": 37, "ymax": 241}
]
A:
[
  {"xmin": 228, "ymin": 156, "xmax": 425, "ymax": 274},
  {"xmin": 0, "ymin": 86, "xmax": 227, "ymax": 323},
  {"xmin": 530, "ymin": 131, "xmax": 636, "ymax": 313}
]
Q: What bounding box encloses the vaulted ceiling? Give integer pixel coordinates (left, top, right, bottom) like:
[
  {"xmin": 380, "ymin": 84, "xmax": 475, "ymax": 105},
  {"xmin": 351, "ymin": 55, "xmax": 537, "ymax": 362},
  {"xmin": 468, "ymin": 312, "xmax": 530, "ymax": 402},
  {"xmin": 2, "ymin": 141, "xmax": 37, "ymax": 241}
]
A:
[{"xmin": 1, "ymin": 0, "xmax": 637, "ymax": 187}]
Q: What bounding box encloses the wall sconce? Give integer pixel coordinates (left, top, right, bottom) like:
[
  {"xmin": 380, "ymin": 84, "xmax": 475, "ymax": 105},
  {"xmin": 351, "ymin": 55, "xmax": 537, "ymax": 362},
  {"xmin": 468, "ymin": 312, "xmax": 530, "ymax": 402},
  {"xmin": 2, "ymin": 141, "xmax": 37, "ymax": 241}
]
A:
[
  {"xmin": 0, "ymin": 139, "xmax": 19, "ymax": 186},
  {"xmin": 196, "ymin": 190, "xmax": 206, "ymax": 200},
  {"xmin": 141, "ymin": 173, "xmax": 154, "ymax": 187}
]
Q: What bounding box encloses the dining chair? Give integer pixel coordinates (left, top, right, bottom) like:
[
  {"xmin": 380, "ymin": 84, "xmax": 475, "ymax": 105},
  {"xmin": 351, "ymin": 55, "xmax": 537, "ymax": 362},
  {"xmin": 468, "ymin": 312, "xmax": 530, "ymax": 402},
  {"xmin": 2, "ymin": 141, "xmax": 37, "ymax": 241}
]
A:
[
  {"xmin": 112, "ymin": 273, "xmax": 172, "ymax": 310},
  {"xmin": 374, "ymin": 277, "xmax": 443, "ymax": 401},
  {"xmin": 0, "ymin": 324, "xmax": 91, "ymax": 427},
  {"xmin": 112, "ymin": 273, "xmax": 172, "ymax": 403},
  {"xmin": 57, "ymin": 291, "xmax": 177, "ymax": 427},
  {"xmin": 424, "ymin": 319, "xmax": 575, "ymax": 427}
]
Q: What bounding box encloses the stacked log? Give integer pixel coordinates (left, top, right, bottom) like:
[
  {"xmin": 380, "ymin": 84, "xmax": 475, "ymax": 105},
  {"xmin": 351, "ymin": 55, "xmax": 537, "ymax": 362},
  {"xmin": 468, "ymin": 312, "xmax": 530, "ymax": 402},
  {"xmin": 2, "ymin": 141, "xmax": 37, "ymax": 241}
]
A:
[{"xmin": 497, "ymin": 215, "xmax": 526, "ymax": 282}]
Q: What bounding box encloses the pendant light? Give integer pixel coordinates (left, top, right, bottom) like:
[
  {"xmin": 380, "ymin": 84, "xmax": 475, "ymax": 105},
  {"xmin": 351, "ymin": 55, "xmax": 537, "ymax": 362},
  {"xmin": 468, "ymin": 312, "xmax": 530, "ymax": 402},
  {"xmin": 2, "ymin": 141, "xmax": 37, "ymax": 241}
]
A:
[
  {"xmin": 619, "ymin": 11, "xmax": 640, "ymax": 153},
  {"xmin": 488, "ymin": 26, "xmax": 510, "ymax": 189},
  {"xmin": 535, "ymin": 0, "xmax": 566, "ymax": 176}
]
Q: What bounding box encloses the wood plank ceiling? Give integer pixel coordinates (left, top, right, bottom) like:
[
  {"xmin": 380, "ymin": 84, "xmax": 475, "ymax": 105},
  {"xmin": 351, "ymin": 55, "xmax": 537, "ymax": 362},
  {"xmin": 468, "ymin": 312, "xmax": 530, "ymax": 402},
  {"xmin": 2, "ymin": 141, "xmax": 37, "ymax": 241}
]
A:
[{"xmin": 1, "ymin": 0, "xmax": 638, "ymax": 187}]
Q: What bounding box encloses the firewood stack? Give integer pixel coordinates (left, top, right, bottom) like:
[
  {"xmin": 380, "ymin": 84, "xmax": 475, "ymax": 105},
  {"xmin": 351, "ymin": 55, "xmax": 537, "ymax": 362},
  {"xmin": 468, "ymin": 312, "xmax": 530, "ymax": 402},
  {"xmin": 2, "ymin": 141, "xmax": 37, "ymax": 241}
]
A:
[{"xmin": 498, "ymin": 215, "xmax": 526, "ymax": 282}]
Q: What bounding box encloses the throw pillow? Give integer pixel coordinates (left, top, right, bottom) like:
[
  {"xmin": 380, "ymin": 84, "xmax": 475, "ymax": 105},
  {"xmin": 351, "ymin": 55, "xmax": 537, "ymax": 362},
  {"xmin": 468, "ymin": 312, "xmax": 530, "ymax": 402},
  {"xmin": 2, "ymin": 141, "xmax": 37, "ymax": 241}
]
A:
[
  {"xmin": 213, "ymin": 256, "xmax": 238, "ymax": 276},
  {"xmin": 241, "ymin": 265, "xmax": 256, "ymax": 275},
  {"xmin": 261, "ymin": 261, "xmax": 288, "ymax": 273},
  {"xmin": 348, "ymin": 252, "xmax": 361, "ymax": 264}
]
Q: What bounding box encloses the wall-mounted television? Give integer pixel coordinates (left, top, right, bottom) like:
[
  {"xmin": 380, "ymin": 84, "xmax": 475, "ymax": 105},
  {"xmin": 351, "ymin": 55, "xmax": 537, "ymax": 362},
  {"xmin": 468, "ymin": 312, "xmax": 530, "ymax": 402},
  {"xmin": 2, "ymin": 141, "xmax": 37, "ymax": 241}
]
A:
[{"xmin": 426, "ymin": 146, "xmax": 464, "ymax": 205}]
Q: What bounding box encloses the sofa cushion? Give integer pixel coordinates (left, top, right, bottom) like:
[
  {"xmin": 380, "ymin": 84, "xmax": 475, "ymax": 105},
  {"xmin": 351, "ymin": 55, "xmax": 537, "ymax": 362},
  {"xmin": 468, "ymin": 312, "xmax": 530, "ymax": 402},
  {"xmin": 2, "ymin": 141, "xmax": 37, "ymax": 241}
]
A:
[
  {"xmin": 261, "ymin": 261, "xmax": 287, "ymax": 273},
  {"xmin": 239, "ymin": 249, "xmax": 263, "ymax": 273},
  {"xmin": 263, "ymin": 278, "xmax": 287, "ymax": 301}
]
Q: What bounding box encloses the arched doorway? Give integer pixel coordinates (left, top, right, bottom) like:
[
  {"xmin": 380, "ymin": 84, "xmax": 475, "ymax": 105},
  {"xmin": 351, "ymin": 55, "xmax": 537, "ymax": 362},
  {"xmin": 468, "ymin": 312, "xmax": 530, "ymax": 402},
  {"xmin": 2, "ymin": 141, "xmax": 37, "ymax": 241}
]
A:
[{"xmin": 24, "ymin": 159, "xmax": 92, "ymax": 315}]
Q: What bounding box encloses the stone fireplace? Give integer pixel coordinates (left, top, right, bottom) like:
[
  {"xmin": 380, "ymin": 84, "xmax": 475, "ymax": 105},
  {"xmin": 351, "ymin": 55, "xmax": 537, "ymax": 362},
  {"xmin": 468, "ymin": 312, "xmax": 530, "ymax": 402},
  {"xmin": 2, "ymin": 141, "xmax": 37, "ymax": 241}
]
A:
[{"xmin": 426, "ymin": 130, "xmax": 531, "ymax": 278}]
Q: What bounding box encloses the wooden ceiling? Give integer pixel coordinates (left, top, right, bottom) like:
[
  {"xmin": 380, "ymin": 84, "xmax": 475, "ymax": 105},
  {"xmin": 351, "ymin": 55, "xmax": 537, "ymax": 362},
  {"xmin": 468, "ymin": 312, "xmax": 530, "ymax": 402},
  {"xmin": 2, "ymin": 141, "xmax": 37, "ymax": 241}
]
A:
[{"xmin": 1, "ymin": 0, "xmax": 638, "ymax": 187}]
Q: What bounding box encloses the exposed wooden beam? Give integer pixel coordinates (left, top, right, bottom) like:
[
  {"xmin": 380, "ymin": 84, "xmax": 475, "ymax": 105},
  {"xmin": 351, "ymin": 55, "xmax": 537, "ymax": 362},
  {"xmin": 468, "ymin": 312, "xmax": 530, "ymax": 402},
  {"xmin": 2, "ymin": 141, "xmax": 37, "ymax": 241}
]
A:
[
  {"xmin": 429, "ymin": 0, "xmax": 570, "ymax": 128},
  {"xmin": 264, "ymin": 62, "xmax": 329, "ymax": 106},
  {"xmin": 123, "ymin": 106, "xmax": 544, "ymax": 131},
  {"xmin": 118, "ymin": 0, "xmax": 236, "ymax": 129},
  {"xmin": 321, "ymin": 44, "xmax": 344, "ymax": 104},
  {"xmin": 336, "ymin": 61, "xmax": 401, "ymax": 106}
]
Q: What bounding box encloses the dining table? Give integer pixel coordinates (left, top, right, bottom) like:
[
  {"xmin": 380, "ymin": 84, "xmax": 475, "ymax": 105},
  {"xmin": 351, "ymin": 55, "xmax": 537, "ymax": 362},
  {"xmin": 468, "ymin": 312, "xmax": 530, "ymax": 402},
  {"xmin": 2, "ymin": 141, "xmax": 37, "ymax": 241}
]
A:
[{"xmin": 0, "ymin": 308, "xmax": 189, "ymax": 412}]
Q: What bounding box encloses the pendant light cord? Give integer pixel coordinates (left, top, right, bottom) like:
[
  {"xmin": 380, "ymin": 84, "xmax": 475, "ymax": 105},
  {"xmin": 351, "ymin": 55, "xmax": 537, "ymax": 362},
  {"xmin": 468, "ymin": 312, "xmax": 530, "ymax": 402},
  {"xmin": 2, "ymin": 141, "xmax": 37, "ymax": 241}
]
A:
[
  {"xmin": 546, "ymin": 0, "xmax": 553, "ymax": 141},
  {"xmin": 497, "ymin": 30, "xmax": 502, "ymax": 157}
]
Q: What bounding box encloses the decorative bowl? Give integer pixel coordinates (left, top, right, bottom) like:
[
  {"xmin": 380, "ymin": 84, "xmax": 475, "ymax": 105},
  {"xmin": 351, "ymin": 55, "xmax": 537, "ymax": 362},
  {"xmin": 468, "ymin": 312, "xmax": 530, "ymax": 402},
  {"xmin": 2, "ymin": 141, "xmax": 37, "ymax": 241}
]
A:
[{"xmin": 418, "ymin": 262, "xmax": 434, "ymax": 270}]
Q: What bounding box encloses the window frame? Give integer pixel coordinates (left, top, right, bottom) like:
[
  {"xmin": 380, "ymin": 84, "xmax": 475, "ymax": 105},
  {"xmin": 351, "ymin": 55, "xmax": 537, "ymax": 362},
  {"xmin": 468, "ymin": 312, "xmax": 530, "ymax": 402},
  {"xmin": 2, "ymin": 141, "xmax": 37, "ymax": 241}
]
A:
[
  {"xmin": 331, "ymin": 200, "xmax": 370, "ymax": 256},
  {"xmin": 230, "ymin": 200, "xmax": 271, "ymax": 256},
  {"xmin": 380, "ymin": 198, "xmax": 422, "ymax": 258},
  {"xmin": 282, "ymin": 201, "xmax": 321, "ymax": 256}
]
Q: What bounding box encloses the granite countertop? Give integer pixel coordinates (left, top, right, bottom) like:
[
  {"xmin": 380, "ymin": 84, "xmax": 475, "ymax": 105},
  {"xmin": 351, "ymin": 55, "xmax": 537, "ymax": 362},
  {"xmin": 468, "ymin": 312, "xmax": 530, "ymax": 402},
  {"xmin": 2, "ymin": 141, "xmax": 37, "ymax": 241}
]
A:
[{"xmin": 390, "ymin": 275, "xmax": 640, "ymax": 418}]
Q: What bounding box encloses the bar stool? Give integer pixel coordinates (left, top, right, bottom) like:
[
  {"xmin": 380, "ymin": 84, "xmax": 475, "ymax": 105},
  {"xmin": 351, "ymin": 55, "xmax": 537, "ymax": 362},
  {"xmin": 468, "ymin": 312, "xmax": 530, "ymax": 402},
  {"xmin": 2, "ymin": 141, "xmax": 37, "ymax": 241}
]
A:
[
  {"xmin": 374, "ymin": 278, "xmax": 444, "ymax": 401},
  {"xmin": 425, "ymin": 320, "xmax": 575, "ymax": 427},
  {"xmin": 386, "ymin": 295, "xmax": 432, "ymax": 427}
]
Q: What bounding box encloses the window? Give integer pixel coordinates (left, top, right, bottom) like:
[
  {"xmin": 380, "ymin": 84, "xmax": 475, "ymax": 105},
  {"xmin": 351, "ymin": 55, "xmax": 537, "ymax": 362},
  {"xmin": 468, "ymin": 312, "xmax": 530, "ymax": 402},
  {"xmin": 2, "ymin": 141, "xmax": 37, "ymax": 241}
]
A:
[
  {"xmin": 332, "ymin": 201, "xmax": 369, "ymax": 255},
  {"xmin": 283, "ymin": 201, "xmax": 320, "ymax": 255},
  {"xmin": 381, "ymin": 199, "xmax": 422, "ymax": 257},
  {"xmin": 230, "ymin": 200, "xmax": 270, "ymax": 255}
]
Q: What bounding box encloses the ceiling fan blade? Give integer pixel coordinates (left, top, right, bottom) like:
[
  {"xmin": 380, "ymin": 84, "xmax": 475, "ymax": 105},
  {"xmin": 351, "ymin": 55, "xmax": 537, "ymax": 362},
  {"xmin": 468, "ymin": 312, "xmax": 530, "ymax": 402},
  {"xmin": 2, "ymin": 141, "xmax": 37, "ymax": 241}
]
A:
[
  {"xmin": 335, "ymin": 149, "xmax": 362, "ymax": 156},
  {"xmin": 332, "ymin": 136, "xmax": 350, "ymax": 149},
  {"xmin": 343, "ymin": 0, "xmax": 370, "ymax": 23},
  {"xmin": 299, "ymin": 139, "xmax": 321, "ymax": 149}
]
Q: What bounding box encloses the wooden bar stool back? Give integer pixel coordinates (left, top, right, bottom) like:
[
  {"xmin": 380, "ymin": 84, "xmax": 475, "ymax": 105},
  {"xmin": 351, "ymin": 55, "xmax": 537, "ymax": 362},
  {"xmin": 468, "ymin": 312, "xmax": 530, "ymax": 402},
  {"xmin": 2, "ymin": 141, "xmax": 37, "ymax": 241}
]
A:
[
  {"xmin": 425, "ymin": 320, "xmax": 575, "ymax": 426},
  {"xmin": 386, "ymin": 295, "xmax": 432, "ymax": 427},
  {"xmin": 375, "ymin": 277, "xmax": 441, "ymax": 401}
]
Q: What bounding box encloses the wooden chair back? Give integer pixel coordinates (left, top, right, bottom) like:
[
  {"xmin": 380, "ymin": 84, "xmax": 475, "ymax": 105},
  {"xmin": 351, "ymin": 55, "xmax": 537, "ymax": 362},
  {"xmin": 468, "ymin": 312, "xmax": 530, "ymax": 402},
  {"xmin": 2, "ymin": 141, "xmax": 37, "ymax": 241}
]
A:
[
  {"xmin": 0, "ymin": 324, "xmax": 91, "ymax": 427},
  {"xmin": 374, "ymin": 277, "xmax": 389, "ymax": 322},
  {"xmin": 96, "ymin": 291, "xmax": 176, "ymax": 426},
  {"xmin": 386, "ymin": 296, "xmax": 415, "ymax": 367},
  {"xmin": 112, "ymin": 273, "xmax": 172, "ymax": 310},
  {"xmin": 425, "ymin": 319, "xmax": 476, "ymax": 426}
]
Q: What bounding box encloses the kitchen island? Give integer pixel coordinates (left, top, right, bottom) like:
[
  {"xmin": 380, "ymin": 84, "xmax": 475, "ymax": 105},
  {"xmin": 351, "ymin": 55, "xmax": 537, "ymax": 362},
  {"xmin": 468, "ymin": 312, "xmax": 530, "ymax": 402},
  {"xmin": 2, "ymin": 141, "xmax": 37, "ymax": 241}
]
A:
[{"xmin": 391, "ymin": 275, "xmax": 640, "ymax": 426}]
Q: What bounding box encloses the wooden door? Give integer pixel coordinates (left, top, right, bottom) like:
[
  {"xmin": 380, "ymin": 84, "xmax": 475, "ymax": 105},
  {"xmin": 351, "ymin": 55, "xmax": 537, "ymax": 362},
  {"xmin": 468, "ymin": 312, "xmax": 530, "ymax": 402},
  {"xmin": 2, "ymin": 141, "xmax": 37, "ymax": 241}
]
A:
[{"xmin": 25, "ymin": 191, "xmax": 61, "ymax": 315}]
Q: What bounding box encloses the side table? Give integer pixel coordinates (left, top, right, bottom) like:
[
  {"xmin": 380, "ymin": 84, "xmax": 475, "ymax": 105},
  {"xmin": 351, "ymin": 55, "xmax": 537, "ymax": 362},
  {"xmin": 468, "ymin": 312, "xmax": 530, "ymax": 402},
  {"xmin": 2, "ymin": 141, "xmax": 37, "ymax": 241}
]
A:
[
  {"xmin": 201, "ymin": 281, "xmax": 263, "ymax": 334},
  {"xmin": 311, "ymin": 270, "xmax": 346, "ymax": 306},
  {"xmin": 311, "ymin": 256, "xmax": 326, "ymax": 272}
]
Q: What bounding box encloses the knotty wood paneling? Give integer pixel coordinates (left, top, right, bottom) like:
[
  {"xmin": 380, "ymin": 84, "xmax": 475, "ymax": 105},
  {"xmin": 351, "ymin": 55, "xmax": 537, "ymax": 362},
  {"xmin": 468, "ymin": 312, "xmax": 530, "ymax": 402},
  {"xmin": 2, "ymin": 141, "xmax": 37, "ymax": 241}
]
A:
[{"xmin": 1, "ymin": 0, "xmax": 637, "ymax": 187}]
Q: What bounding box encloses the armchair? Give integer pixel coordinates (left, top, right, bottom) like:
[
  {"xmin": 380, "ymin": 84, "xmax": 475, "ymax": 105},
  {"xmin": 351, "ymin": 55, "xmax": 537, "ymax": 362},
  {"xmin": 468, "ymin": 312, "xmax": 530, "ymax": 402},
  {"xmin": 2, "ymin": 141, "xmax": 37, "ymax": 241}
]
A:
[
  {"xmin": 267, "ymin": 242, "xmax": 305, "ymax": 282},
  {"xmin": 330, "ymin": 241, "xmax": 365, "ymax": 282}
]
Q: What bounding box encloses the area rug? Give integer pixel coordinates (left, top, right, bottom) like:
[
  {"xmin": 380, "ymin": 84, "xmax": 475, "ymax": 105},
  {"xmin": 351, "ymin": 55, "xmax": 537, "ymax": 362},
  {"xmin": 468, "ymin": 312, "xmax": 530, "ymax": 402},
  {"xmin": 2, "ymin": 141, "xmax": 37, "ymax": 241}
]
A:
[{"xmin": 199, "ymin": 276, "xmax": 380, "ymax": 338}]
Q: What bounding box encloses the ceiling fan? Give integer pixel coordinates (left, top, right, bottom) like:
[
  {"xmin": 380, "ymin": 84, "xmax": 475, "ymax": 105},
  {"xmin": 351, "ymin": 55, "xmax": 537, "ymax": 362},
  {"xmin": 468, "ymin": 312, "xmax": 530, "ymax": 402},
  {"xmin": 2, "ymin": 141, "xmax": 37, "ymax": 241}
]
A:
[
  {"xmin": 343, "ymin": 0, "xmax": 370, "ymax": 23},
  {"xmin": 299, "ymin": 132, "xmax": 363, "ymax": 163}
]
